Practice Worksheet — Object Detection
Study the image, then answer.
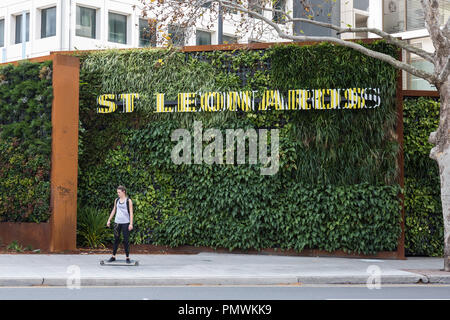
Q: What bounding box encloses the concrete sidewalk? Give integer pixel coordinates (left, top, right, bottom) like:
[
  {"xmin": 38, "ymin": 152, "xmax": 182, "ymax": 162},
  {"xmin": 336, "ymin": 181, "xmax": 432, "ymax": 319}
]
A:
[{"xmin": 0, "ymin": 253, "xmax": 448, "ymax": 287}]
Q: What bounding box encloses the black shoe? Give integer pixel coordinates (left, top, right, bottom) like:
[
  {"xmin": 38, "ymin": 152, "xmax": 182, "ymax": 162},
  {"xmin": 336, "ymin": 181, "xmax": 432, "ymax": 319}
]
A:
[
  {"xmin": 126, "ymin": 258, "xmax": 131, "ymax": 264},
  {"xmin": 107, "ymin": 257, "xmax": 116, "ymax": 262}
]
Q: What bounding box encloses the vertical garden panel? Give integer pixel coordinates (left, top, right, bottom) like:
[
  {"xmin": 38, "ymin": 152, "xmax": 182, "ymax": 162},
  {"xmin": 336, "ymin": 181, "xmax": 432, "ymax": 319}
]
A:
[
  {"xmin": 75, "ymin": 41, "xmax": 405, "ymax": 258},
  {"xmin": 0, "ymin": 54, "xmax": 79, "ymax": 252}
]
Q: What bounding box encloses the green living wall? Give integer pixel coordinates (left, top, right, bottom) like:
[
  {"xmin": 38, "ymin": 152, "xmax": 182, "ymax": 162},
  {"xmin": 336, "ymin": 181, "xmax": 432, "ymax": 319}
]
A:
[
  {"xmin": 77, "ymin": 42, "xmax": 403, "ymax": 254},
  {"xmin": 404, "ymin": 97, "xmax": 443, "ymax": 256},
  {"xmin": 0, "ymin": 61, "xmax": 53, "ymax": 223}
]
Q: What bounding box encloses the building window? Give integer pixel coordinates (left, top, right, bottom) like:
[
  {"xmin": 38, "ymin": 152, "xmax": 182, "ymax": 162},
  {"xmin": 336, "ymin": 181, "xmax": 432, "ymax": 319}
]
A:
[
  {"xmin": 168, "ymin": 25, "xmax": 185, "ymax": 46},
  {"xmin": 109, "ymin": 12, "xmax": 127, "ymax": 44},
  {"xmin": 0, "ymin": 19, "xmax": 4, "ymax": 47},
  {"xmin": 76, "ymin": 6, "xmax": 96, "ymax": 39},
  {"xmin": 383, "ymin": 0, "xmax": 450, "ymax": 34},
  {"xmin": 196, "ymin": 30, "xmax": 211, "ymax": 45},
  {"xmin": 223, "ymin": 34, "xmax": 238, "ymax": 44},
  {"xmin": 272, "ymin": 0, "xmax": 286, "ymax": 24},
  {"xmin": 440, "ymin": 1, "xmax": 450, "ymax": 26},
  {"xmin": 408, "ymin": 59, "xmax": 435, "ymax": 90},
  {"xmin": 249, "ymin": 0, "xmax": 264, "ymax": 15},
  {"xmin": 293, "ymin": 0, "xmax": 340, "ymax": 37},
  {"xmin": 201, "ymin": 1, "xmax": 212, "ymax": 8},
  {"xmin": 406, "ymin": 1, "xmax": 425, "ymax": 31},
  {"xmin": 383, "ymin": 0, "xmax": 405, "ymax": 33},
  {"xmin": 223, "ymin": 0, "xmax": 238, "ymax": 14},
  {"xmin": 41, "ymin": 7, "xmax": 56, "ymax": 38},
  {"xmin": 353, "ymin": 0, "xmax": 369, "ymax": 11},
  {"xmin": 407, "ymin": 40, "xmax": 435, "ymax": 90},
  {"xmin": 139, "ymin": 18, "xmax": 157, "ymax": 47},
  {"xmin": 355, "ymin": 13, "xmax": 368, "ymax": 38},
  {"xmin": 15, "ymin": 12, "xmax": 30, "ymax": 44}
]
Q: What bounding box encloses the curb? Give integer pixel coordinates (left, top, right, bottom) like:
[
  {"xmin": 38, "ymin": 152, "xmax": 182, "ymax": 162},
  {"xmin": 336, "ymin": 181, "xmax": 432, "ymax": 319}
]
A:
[
  {"xmin": 414, "ymin": 274, "xmax": 450, "ymax": 284},
  {"xmin": 0, "ymin": 274, "xmax": 436, "ymax": 287},
  {"xmin": 426, "ymin": 276, "xmax": 450, "ymax": 284},
  {"xmin": 401, "ymin": 269, "xmax": 450, "ymax": 284},
  {"xmin": 297, "ymin": 274, "xmax": 428, "ymax": 285},
  {"xmin": 46, "ymin": 276, "xmax": 300, "ymax": 286},
  {"xmin": 0, "ymin": 278, "xmax": 44, "ymax": 287}
]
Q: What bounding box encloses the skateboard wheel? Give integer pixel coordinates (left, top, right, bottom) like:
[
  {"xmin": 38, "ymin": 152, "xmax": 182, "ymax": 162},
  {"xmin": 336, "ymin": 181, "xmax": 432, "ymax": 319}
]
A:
[
  {"xmin": 135, "ymin": 261, "xmax": 139, "ymax": 266},
  {"xmin": 100, "ymin": 261, "xmax": 104, "ymax": 265}
]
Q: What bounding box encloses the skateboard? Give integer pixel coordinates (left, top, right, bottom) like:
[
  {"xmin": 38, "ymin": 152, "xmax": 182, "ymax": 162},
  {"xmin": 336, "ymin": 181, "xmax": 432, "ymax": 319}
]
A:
[{"xmin": 100, "ymin": 259, "xmax": 139, "ymax": 266}]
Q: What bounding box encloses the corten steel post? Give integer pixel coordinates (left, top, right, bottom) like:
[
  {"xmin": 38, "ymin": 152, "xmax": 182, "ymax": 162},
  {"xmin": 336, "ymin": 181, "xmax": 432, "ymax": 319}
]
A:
[{"xmin": 48, "ymin": 54, "xmax": 80, "ymax": 252}]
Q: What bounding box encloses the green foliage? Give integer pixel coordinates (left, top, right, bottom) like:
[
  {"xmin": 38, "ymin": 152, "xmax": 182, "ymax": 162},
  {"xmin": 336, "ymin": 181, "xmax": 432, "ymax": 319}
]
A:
[
  {"xmin": 0, "ymin": 61, "xmax": 53, "ymax": 222},
  {"xmin": 269, "ymin": 42, "xmax": 399, "ymax": 185},
  {"xmin": 76, "ymin": 43, "xmax": 403, "ymax": 254},
  {"xmin": 154, "ymin": 181, "xmax": 401, "ymax": 254},
  {"xmin": 77, "ymin": 205, "xmax": 114, "ymax": 248},
  {"xmin": 81, "ymin": 49, "xmax": 217, "ymax": 115},
  {"xmin": 7, "ymin": 240, "xmax": 24, "ymax": 252},
  {"xmin": 404, "ymin": 97, "xmax": 442, "ymax": 256}
]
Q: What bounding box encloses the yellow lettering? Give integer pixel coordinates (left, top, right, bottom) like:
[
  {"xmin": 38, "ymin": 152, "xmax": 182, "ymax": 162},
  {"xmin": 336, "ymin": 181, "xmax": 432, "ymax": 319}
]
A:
[
  {"xmin": 300, "ymin": 90, "xmax": 311, "ymax": 110},
  {"xmin": 330, "ymin": 89, "xmax": 340, "ymax": 109},
  {"xmin": 97, "ymin": 94, "xmax": 117, "ymax": 113},
  {"xmin": 358, "ymin": 88, "xmax": 366, "ymax": 109},
  {"xmin": 227, "ymin": 92, "xmax": 237, "ymax": 111},
  {"xmin": 184, "ymin": 92, "xmax": 196, "ymax": 112},
  {"xmin": 288, "ymin": 90, "xmax": 299, "ymax": 110},
  {"xmin": 238, "ymin": 91, "xmax": 251, "ymax": 111},
  {"xmin": 156, "ymin": 93, "xmax": 164, "ymax": 112},
  {"xmin": 314, "ymin": 89, "xmax": 325, "ymax": 110},
  {"xmin": 119, "ymin": 93, "xmax": 139, "ymax": 113},
  {"xmin": 344, "ymin": 89, "xmax": 355, "ymax": 109}
]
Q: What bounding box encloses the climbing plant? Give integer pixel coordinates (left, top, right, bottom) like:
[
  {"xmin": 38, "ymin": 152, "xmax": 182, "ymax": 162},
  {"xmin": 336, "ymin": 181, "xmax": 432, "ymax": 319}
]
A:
[{"xmin": 0, "ymin": 61, "xmax": 53, "ymax": 222}]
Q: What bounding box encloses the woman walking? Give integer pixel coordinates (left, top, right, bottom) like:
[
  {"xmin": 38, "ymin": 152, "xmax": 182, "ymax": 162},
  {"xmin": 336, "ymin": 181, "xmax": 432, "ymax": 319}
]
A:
[{"xmin": 106, "ymin": 186, "xmax": 133, "ymax": 263}]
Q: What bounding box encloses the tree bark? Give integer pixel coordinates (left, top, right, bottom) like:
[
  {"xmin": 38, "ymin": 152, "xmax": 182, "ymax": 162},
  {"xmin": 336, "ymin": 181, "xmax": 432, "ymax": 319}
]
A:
[
  {"xmin": 430, "ymin": 79, "xmax": 450, "ymax": 271},
  {"xmin": 440, "ymin": 81, "xmax": 450, "ymax": 271}
]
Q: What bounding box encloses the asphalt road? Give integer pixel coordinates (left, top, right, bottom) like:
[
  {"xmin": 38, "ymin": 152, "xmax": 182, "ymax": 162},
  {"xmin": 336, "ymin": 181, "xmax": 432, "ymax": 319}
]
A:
[{"xmin": 1, "ymin": 285, "xmax": 450, "ymax": 300}]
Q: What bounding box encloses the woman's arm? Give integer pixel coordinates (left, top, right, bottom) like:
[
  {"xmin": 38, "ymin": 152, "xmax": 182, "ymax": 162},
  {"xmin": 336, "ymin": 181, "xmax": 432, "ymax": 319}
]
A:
[
  {"xmin": 107, "ymin": 200, "xmax": 117, "ymax": 227},
  {"xmin": 128, "ymin": 199, "xmax": 133, "ymax": 231}
]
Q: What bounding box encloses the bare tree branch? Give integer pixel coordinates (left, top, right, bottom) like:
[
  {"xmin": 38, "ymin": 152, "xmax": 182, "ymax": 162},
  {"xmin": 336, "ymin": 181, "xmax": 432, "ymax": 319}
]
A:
[
  {"xmin": 140, "ymin": 0, "xmax": 443, "ymax": 85},
  {"xmin": 291, "ymin": 20, "xmax": 434, "ymax": 62},
  {"xmin": 217, "ymin": 0, "xmax": 438, "ymax": 84},
  {"xmin": 256, "ymin": 1, "xmax": 436, "ymax": 62}
]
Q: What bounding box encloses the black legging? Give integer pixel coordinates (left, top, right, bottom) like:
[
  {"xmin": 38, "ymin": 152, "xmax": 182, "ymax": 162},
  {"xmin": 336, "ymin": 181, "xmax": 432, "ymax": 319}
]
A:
[{"xmin": 113, "ymin": 223, "xmax": 130, "ymax": 257}]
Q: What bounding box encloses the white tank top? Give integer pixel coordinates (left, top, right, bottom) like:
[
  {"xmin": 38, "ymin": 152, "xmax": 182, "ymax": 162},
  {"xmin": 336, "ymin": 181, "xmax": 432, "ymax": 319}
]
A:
[{"xmin": 115, "ymin": 198, "xmax": 130, "ymax": 224}]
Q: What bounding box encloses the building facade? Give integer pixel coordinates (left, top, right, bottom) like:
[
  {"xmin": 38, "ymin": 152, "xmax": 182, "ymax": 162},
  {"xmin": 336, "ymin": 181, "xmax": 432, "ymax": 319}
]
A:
[
  {"xmin": 381, "ymin": 0, "xmax": 449, "ymax": 90},
  {"xmin": 0, "ymin": 0, "xmax": 445, "ymax": 90},
  {"xmin": 0, "ymin": 0, "xmax": 378, "ymax": 62}
]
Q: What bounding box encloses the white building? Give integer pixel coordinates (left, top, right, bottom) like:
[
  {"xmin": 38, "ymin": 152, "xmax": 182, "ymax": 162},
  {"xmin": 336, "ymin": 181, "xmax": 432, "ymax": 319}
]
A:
[
  {"xmin": 381, "ymin": 0, "xmax": 449, "ymax": 90},
  {"xmin": 0, "ymin": 0, "xmax": 378, "ymax": 62},
  {"xmin": 0, "ymin": 0, "xmax": 446, "ymax": 90}
]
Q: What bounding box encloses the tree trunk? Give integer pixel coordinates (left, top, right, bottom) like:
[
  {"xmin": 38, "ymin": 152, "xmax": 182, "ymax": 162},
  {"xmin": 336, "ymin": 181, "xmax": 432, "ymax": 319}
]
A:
[{"xmin": 430, "ymin": 79, "xmax": 450, "ymax": 271}]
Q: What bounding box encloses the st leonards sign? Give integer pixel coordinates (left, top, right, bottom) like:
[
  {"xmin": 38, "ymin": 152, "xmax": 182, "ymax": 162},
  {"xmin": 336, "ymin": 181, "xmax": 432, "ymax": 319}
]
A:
[{"xmin": 96, "ymin": 88, "xmax": 381, "ymax": 113}]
